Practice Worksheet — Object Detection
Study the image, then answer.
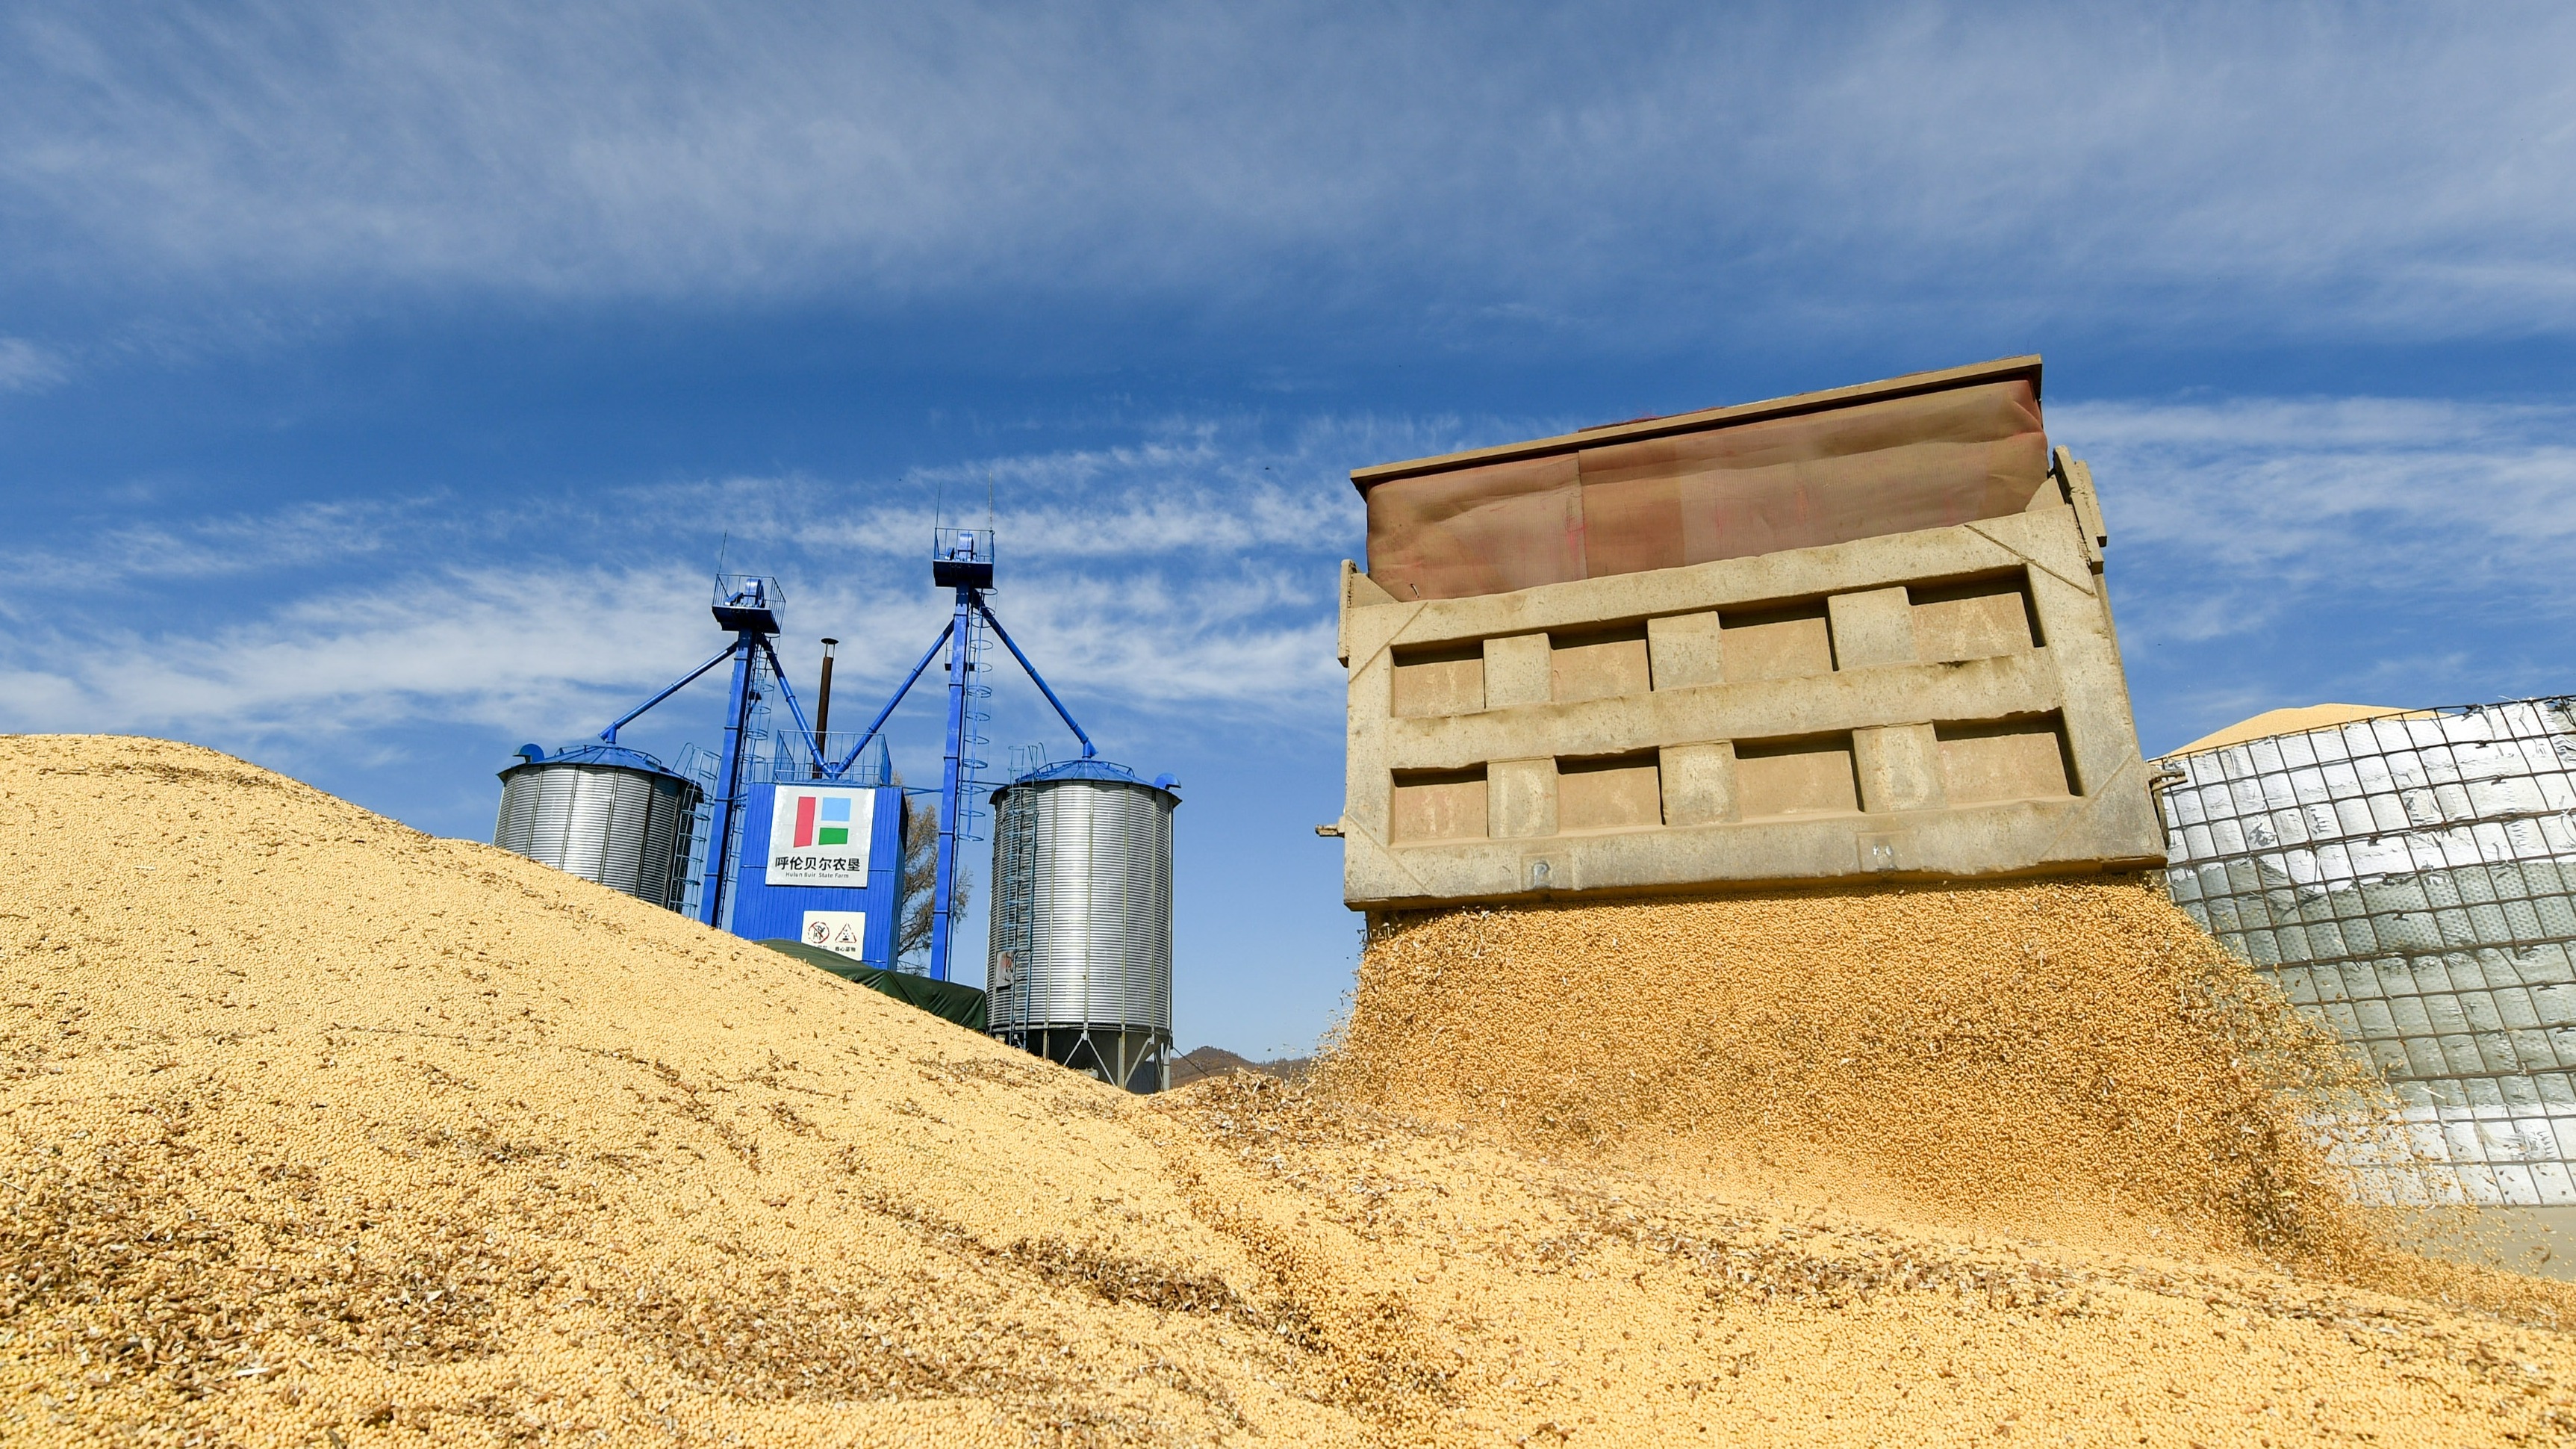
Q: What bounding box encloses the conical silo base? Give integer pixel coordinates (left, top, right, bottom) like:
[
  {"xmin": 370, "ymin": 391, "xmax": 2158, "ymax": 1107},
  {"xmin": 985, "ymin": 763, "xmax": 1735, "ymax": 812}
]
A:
[{"xmin": 1001, "ymin": 1024, "xmax": 1172, "ymax": 1094}]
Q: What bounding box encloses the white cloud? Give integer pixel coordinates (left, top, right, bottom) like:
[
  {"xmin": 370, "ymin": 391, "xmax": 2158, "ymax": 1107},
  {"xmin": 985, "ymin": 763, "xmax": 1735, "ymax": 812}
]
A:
[
  {"xmin": 0, "ymin": 415, "xmax": 1401, "ymax": 750},
  {"xmin": 572, "ymin": 406, "xmax": 1518, "ymax": 588},
  {"xmin": 0, "ymin": 337, "xmax": 68, "ymax": 391},
  {"xmin": 695, "ymin": 429, "xmax": 1377, "ymax": 564},
  {"xmin": 9, "ymin": 500, "xmax": 401, "ymax": 594},
  {"xmin": 2057, "ymin": 394, "xmax": 2576, "ymax": 642},
  {"xmin": 0, "ymin": 562, "xmax": 709, "ymax": 739},
  {"xmin": 3, "ymin": 5, "xmax": 2572, "ymax": 339},
  {"xmin": 23, "ymin": 391, "xmax": 2566, "ymax": 772}
]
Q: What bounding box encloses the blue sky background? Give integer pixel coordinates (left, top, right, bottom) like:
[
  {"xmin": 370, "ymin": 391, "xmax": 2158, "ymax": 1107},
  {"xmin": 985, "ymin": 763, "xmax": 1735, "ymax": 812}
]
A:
[{"xmin": 4, "ymin": 3, "xmax": 2574, "ymax": 1058}]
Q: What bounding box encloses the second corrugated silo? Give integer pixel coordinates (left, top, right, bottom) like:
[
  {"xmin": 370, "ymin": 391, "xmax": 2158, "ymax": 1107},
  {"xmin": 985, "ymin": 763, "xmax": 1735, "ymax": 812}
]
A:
[
  {"xmin": 494, "ymin": 743, "xmax": 706, "ymax": 913},
  {"xmin": 985, "ymin": 760, "xmax": 1177, "ymax": 1092}
]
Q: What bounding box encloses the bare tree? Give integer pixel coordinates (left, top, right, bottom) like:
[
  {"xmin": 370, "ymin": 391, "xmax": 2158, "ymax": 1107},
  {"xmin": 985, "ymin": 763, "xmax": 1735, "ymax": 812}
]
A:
[{"xmin": 897, "ymin": 797, "xmax": 971, "ymax": 969}]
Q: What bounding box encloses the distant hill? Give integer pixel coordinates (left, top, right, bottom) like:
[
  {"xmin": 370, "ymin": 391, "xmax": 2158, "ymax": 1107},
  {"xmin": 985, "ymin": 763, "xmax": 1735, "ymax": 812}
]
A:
[{"xmin": 1169, "ymin": 1045, "xmax": 1311, "ymax": 1087}]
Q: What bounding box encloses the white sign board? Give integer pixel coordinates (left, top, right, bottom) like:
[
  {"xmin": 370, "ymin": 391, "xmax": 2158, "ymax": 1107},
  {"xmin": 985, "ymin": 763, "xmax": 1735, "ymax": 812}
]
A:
[
  {"xmin": 801, "ymin": 910, "xmax": 869, "ymax": 961},
  {"xmin": 765, "ymin": 784, "xmax": 874, "ymax": 887}
]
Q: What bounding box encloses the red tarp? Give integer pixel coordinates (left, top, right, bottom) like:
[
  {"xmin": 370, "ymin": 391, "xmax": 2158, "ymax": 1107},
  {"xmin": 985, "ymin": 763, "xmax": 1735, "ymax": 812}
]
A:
[{"xmin": 1362, "ymin": 379, "xmax": 2050, "ymax": 601}]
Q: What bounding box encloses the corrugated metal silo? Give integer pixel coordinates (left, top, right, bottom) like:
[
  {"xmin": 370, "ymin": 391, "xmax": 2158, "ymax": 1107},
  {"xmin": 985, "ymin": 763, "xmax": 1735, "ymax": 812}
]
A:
[
  {"xmin": 985, "ymin": 760, "xmax": 1177, "ymax": 1092},
  {"xmin": 494, "ymin": 743, "xmax": 705, "ymax": 913},
  {"xmin": 2156, "ymin": 698, "xmax": 2576, "ymax": 1206}
]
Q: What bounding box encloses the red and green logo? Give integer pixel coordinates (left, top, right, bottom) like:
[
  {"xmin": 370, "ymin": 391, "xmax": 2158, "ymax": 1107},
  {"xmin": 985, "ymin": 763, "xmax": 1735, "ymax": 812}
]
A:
[
  {"xmin": 766, "ymin": 786, "xmax": 871, "ymax": 886},
  {"xmin": 791, "ymin": 792, "xmax": 854, "ymax": 847}
]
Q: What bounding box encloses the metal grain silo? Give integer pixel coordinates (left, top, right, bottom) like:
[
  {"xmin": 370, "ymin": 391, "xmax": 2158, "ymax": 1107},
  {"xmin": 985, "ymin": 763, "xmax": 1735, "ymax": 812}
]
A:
[
  {"xmin": 984, "ymin": 760, "xmax": 1178, "ymax": 1092},
  {"xmin": 2156, "ymin": 698, "xmax": 2576, "ymax": 1206},
  {"xmin": 494, "ymin": 743, "xmax": 706, "ymax": 913}
]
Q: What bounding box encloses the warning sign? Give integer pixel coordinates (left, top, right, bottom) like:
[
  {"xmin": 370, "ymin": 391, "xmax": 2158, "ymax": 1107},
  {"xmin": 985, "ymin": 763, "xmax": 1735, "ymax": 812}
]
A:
[
  {"xmin": 765, "ymin": 784, "xmax": 874, "ymax": 887},
  {"xmin": 801, "ymin": 910, "xmax": 869, "ymax": 962}
]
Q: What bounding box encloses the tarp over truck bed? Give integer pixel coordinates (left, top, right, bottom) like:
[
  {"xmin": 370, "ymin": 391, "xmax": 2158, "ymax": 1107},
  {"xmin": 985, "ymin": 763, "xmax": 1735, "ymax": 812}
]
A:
[{"xmin": 1353, "ymin": 356, "xmax": 2050, "ymax": 602}]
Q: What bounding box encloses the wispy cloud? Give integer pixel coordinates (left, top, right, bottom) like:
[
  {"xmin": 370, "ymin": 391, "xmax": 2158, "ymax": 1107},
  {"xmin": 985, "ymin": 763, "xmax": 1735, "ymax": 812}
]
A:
[
  {"xmin": 0, "ymin": 414, "xmax": 1405, "ymax": 751},
  {"xmin": 4, "ymin": 4, "xmax": 2572, "ymax": 341},
  {"xmin": 2061, "ymin": 395, "xmax": 2576, "ymax": 641},
  {"xmin": 14, "ymin": 394, "xmax": 2570, "ymax": 786},
  {"xmin": 9, "ymin": 500, "xmax": 403, "ymax": 594},
  {"xmin": 693, "ymin": 424, "xmax": 1389, "ymax": 562},
  {"xmin": 0, "ymin": 562, "xmax": 706, "ymax": 738},
  {"xmin": 2055, "ymin": 393, "xmax": 2576, "ymax": 748},
  {"xmin": 0, "ymin": 336, "xmax": 68, "ymax": 391}
]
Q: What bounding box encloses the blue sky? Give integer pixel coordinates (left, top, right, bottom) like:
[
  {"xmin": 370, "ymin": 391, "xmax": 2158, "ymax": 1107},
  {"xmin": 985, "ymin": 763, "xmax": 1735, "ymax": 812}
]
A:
[{"xmin": 4, "ymin": 3, "xmax": 2574, "ymax": 1058}]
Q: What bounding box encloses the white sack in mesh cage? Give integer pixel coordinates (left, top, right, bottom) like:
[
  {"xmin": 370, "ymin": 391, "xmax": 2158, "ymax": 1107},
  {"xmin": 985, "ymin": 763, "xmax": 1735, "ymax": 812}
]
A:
[{"xmin": 2158, "ymin": 697, "xmax": 2576, "ymax": 1206}]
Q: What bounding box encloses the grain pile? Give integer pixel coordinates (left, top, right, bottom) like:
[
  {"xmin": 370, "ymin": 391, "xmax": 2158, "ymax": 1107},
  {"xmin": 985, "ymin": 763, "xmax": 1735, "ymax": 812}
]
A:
[
  {"xmin": 1328, "ymin": 881, "xmax": 2386, "ymax": 1262},
  {"xmin": 10, "ymin": 735, "xmax": 2576, "ymax": 1447}
]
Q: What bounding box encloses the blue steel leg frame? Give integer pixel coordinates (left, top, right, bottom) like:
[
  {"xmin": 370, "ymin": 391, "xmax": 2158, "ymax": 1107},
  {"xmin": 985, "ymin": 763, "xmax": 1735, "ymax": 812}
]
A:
[
  {"xmin": 828, "ymin": 621, "xmax": 954, "ymax": 779},
  {"xmin": 697, "ymin": 634, "xmax": 759, "ymax": 928},
  {"xmin": 929, "ymin": 584, "xmax": 976, "ymax": 981},
  {"xmin": 814, "ymin": 587, "xmax": 1095, "ymax": 981},
  {"xmin": 973, "ymin": 598, "xmax": 1096, "ymax": 760},
  {"xmin": 600, "ymin": 642, "xmax": 737, "ymax": 745},
  {"xmin": 754, "ymin": 636, "xmax": 824, "ymax": 775}
]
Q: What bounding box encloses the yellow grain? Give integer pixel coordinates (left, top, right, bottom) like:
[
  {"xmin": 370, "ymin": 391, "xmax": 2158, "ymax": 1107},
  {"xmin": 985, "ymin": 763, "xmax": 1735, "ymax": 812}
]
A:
[{"xmin": 5, "ymin": 735, "xmax": 2575, "ymax": 1446}]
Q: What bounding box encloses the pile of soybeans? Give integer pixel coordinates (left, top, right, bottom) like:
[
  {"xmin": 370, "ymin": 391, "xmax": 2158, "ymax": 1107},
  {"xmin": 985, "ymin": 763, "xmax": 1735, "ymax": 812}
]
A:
[{"xmin": 9, "ymin": 735, "xmax": 2576, "ymax": 1446}]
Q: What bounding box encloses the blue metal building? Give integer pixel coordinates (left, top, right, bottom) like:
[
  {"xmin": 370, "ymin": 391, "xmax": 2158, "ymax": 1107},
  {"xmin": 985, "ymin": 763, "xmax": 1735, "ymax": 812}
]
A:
[
  {"xmin": 494, "ymin": 573, "xmax": 908, "ymax": 972},
  {"xmin": 721, "ymin": 752, "xmax": 906, "ymax": 966},
  {"xmin": 491, "ymin": 539, "xmax": 1173, "ymax": 1040}
]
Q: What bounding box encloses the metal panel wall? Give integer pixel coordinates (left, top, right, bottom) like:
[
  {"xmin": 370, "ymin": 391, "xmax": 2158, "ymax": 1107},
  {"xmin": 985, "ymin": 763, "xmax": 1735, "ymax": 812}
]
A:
[
  {"xmin": 724, "ymin": 782, "xmax": 906, "ymax": 968},
  {"xmin": 494, "ymin": 761, "xmax": 702, "ymax": 912},
  {"xmin": 2157, "ymin": 699, "xmax": 2576, "ymax": 1205},
  {"xmin": 986, "ymin": 778, "xmax": 1174, "ymax": 1036},
  {"xmin": 1336, "ymin": 485, "xmax": 2161, "ymax": 908}
]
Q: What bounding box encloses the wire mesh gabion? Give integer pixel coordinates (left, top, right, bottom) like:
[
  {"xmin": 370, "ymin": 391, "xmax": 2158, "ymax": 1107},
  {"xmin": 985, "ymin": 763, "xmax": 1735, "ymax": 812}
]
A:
[{"xmin": 2156, "ymin": 697, "xmax": 2576, "ymax": 1206}]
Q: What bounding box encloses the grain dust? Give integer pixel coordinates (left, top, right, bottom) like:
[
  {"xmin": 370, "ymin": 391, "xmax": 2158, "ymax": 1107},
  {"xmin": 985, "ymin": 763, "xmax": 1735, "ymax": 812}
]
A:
[
  {"xmin": 8, "ymin": 735, "xmax": 2576, "ymax": 1446},
  {"xmin": 1328, "ymin": 882, "xmax": 2389, "ymax": 1256}
]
